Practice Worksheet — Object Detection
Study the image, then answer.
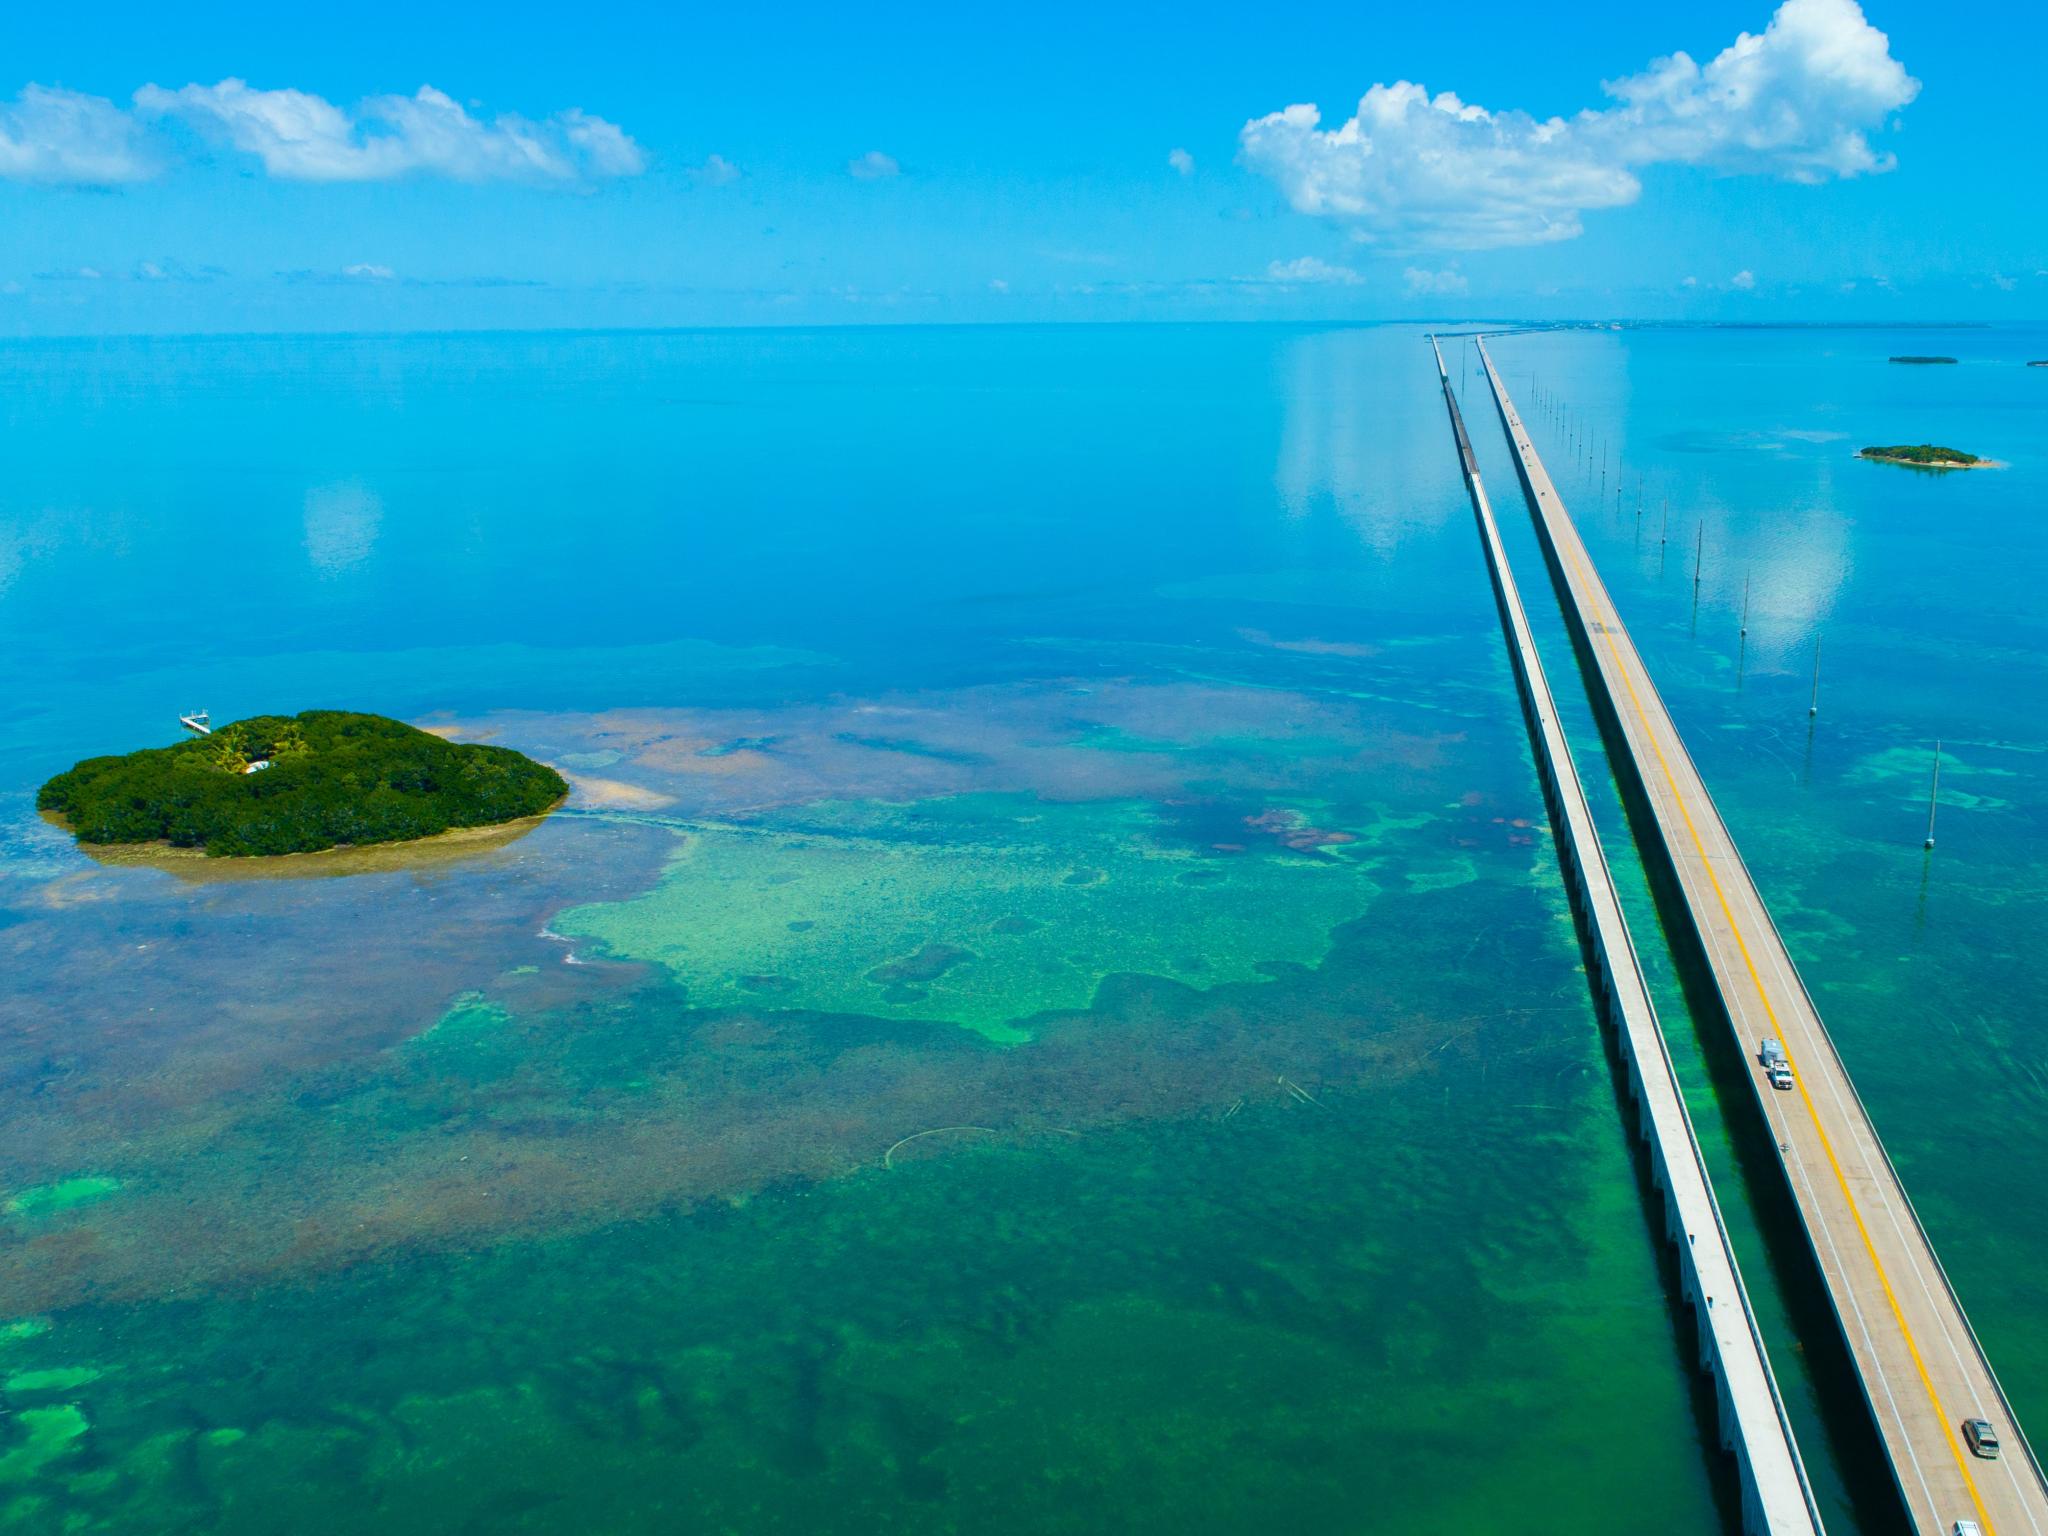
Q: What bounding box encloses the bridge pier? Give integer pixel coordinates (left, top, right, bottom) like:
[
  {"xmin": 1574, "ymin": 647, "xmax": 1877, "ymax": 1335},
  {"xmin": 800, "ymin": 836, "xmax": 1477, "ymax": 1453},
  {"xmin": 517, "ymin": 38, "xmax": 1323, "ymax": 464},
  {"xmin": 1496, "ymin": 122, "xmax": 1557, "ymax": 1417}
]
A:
[
  {"xmin": 1472, "ymin": 334, "xmax": 2048, "ymax": 1536},
  {"xmin": 1429, "ymin": 337, "xmax": 1823, "ymax": 1536}
]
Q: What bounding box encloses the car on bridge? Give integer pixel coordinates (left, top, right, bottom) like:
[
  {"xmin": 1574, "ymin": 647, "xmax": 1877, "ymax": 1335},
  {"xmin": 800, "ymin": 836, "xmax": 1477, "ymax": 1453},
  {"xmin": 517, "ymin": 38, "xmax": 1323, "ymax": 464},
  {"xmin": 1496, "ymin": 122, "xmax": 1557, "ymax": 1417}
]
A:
[
  {"xmin": 1964, "ymin": 1417, "xmax": 2001, "ymax": 1458},
  {"xmin": 1759, "ymin": 1038, "xmax": 1794, "ymax": 1091}
]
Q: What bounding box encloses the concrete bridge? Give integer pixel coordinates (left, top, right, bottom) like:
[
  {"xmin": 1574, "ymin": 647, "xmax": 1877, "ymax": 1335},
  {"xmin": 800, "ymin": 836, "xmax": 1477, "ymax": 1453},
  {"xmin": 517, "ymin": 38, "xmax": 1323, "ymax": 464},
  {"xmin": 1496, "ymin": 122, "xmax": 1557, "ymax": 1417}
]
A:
[
  {"xmin": 1473, "ymin": 334, "xmax": 2048, "ymax": 1536},
  {"xmin": 1430, "ymin": 336, "xmax": 1822, "ymax": 1536}
]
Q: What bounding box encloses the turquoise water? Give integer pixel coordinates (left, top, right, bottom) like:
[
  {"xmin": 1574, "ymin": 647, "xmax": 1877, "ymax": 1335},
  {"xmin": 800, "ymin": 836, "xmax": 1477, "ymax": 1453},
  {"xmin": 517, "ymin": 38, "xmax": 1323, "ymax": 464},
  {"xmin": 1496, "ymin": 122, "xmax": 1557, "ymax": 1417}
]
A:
[
  {"xmin": 0, "ymin": 323, "xmax": 2039, "ymax": 1532},
  {"xmin": 1461, "ymin": 325, "xmax": 2048, "ymax": 1524}
]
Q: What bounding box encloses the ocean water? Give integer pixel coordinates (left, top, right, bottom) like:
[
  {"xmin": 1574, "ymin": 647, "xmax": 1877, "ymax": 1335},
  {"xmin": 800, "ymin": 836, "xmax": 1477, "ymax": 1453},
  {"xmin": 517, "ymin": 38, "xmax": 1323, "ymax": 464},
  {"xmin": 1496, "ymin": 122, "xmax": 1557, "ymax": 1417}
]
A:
[
  {"xmin": 1459, "ymin": 324, "xmax": 2048, "ymax": 1527},
  {"xmin": 0, "ymin": 322, "xmax": 2039, "ymax": 1533}
]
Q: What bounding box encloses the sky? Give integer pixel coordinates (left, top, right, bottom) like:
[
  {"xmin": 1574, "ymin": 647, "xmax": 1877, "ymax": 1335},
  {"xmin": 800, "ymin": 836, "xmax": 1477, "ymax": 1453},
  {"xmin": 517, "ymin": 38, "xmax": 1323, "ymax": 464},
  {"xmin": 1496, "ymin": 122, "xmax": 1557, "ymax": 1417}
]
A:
[{"xmin": 1, "ymin": 0, "xmax": 2043, "ymax": 333}]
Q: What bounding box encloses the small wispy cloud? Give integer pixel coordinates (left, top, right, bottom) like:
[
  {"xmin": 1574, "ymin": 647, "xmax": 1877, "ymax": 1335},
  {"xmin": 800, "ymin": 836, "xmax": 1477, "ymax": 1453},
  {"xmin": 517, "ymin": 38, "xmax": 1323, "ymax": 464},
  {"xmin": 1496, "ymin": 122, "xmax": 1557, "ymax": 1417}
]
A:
[
  {"xmin": 275, "ymin": 264, "xmax": 543, "ymax": 289},
  {"xmin": 846, "ymin": 149, "xmax": 900, "ymax": 181},
  {"xmin": 132, "ymin": 257, "xmax": 219, "ymax": 282},
  {"xmin": 1731, "ymin": 268, "xmax": 1756, "ymax": 290},
  {"xmin": 1991, "ymin": 272, "xmax": 2017, "ymax": 292},
  {"xmin": 686, "ymin": 153, "xmax": 740, "ymax": 187},
  {"xmin": 1404, "ymin": 265, "xmax": 1469, "ymax": 295},
  {"xmin": 1167, "ymin": 147, "xmax": 1194, "ymax": 177},
  {"xmin": 129, "ymin": 79, "xmax": 647, "ymax": 184},
  {"xmin": 558, "ymin": 108, "xmax": 646, "ymax": 176},
  {"xmin": 1263, "ymin": 255, "xmax": 1362, "ymax": 285}
]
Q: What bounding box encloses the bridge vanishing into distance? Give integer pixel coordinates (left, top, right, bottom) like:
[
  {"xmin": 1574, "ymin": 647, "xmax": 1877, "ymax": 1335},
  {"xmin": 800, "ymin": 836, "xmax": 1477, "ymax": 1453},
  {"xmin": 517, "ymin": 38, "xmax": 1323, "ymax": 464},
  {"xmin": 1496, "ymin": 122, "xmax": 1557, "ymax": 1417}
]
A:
[
  {"xmin": 1451, "ymin": 333, "xmax": 2048, "ymax": 1536},
  {"xmin": 1429, "ymin": 336, "xmax": 1822, "ymax": 1536}
]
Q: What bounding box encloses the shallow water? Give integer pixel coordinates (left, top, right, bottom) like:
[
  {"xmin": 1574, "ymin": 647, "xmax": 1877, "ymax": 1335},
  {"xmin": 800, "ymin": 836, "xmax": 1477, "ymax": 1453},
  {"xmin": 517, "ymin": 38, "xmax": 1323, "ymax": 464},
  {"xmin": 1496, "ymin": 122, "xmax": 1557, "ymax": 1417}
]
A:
[
  {"xmin": 1462, "ymin": 324, "xmax": 2048, "ymax": 1523},
  {"xmin": 0, "ymin": 322, "xmax": 2039, "ymax": 1532}
]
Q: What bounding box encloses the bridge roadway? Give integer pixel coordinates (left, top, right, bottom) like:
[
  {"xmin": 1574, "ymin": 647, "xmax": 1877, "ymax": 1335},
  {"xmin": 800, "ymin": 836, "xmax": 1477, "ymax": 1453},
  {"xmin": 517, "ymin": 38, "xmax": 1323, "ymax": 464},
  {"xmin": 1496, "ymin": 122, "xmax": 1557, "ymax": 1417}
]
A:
[
  {"xmin": 1475, "ymin": 336, "xmax": 2048, "ymax": 1536},
  {"xmin": 1430, "ymin": 337, "xmax": 1821, "ymax": 1535}
]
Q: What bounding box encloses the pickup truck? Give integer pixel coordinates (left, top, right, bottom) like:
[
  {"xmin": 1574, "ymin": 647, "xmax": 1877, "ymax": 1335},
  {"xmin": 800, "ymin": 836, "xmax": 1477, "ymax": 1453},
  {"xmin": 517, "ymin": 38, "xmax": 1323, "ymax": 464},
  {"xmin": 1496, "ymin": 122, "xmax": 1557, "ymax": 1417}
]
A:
[{"xmin": 1759, "ymin": 1038, "xmax": 1794, "ymax": 1091}]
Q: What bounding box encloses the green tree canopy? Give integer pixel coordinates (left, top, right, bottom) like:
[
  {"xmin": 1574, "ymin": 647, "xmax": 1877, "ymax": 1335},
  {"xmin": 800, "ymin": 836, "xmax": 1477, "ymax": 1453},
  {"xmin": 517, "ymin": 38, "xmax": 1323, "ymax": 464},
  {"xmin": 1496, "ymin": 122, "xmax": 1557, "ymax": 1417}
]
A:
[
  {"xmin": 1860, "ymin": 444, "xmax": 1980, "ymax": 465},
  {"xmin": 39, "ymin": 711, "xmax": 567, "ymax": 857}
]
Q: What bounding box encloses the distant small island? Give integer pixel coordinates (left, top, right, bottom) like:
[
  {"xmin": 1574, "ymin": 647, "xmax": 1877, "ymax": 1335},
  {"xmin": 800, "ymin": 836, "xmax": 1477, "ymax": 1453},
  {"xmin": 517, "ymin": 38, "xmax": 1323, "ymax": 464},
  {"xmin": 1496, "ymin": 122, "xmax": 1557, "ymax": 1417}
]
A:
[
  {"xmin": 1857, "ymin": 443, "xmax": 1987, "ymax": 469},
  {"xmin": 1889, "ymin": 355, "xmax": 1957, "ymax": 365},
  {"xmin": 39, "ymin": 711, "xmax": 566, "ymax": 858}
]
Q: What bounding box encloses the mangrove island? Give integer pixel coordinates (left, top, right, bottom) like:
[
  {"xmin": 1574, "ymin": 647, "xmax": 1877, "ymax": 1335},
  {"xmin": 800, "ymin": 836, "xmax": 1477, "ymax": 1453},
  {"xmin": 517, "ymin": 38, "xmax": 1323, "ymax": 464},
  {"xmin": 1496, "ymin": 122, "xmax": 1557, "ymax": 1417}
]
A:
[
  {"xmin": 39, "ymin": 710, "xmax": 567, "ymax": 858},
  {"xmin": 1857, "ymin": 443, "xmax": 1986, "ymax": 468},
  {"xmin": 1888, "ymin": 355, "xmax": 1958, "ymax": 365}
]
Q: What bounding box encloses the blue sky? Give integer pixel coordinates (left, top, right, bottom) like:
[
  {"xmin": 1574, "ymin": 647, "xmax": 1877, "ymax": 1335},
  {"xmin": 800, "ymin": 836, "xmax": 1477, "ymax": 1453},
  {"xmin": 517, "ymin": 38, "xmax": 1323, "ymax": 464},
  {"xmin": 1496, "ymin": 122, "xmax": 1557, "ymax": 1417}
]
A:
[{"xmin": 1, "ymin": 0, "xmax": 2042, "ymax": 332}]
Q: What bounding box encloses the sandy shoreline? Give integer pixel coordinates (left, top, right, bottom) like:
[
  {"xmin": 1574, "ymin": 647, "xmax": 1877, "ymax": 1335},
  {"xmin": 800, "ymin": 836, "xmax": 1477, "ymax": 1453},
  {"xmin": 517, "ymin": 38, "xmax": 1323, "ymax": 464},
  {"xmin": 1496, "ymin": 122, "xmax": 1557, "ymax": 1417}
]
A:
[
  {"xmin": 45, "ymin": 802, "xmax": 562, "ymax": 882},
  {"xmin": 1855, "ymin": 451, "xmax": 2002, "ymax": 470}
]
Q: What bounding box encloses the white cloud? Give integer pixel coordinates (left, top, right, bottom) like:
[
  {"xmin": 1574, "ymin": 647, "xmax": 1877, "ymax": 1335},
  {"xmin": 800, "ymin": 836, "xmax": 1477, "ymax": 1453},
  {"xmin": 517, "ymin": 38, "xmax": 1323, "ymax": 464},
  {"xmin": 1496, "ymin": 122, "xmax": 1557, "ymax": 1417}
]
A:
[
  {"xmin": 1991, "ymin": 272, "xmax": 2017, "ymax": 292},
  {"xmin": 1241, "ymin": 0, "xmax": 1917, "ymax": 250},
  {"xmin": 0, "ymin": 84, "xmax": 152, "ymax": 184},
  {"xmin": 1264, "ymin": 256, "xmax": 1362, "ymax": 285},
  {"xmin": 135, "ymin": 79, "xmax": 643, "ymax": 183},
  {"xmin": 559, "ymin": 107, "xmax": 645, "ymax": 176},
  {"xmin": 847, "ymin": 149, "xmax": 900, "ymax": 180},
  {"xmin": 988, "ymin": 278, "xmax": 1010, "ymax": 293},
  {"xmin": 1681, "ymin": 275, "xmax": 1700, "ymax": 287},
  {"xmin": 1404, "ymin": 266, "xmax": 1469, "ymax": 296},
  {"xmin": 342, "ymin": 263, "xmax": 395, "ymax": 281},
  {"xmin": 1731, "ymin": 268, "xmax": 1756, "ymax": 289},
  {"xmin": 1167, "ymin": 147, "xmax": 1194, "ymax": 177},
  {"xmin": 130, "ymin": 257, "xmax": 216, "ymax": 282},
  {"xmin": 686, "ymin": 153, "xmax": 740, "ymax": 186}
]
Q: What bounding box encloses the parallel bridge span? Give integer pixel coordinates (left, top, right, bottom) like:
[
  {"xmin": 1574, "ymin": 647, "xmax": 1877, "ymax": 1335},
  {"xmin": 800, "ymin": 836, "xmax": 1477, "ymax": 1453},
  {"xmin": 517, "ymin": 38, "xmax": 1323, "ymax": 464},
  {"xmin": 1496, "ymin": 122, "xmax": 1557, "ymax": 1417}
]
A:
[
  {"xmin": 1474, "ymin": 334, "xmax": 2048, "ymax": 1536},
  {"xmin": 1429, "ymin": 336, "xmax": 1822, "ymax": 1536}
]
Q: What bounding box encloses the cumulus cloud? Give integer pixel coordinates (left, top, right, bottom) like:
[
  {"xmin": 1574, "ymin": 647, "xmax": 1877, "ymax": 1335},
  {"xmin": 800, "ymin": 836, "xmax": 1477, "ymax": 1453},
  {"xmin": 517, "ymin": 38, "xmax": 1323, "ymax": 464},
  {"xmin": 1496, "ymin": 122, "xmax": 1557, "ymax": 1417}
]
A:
[
  {"xmin": 0, "ymin": 84, "xmax": 153, "ymax": 183},
  {"xmin": 1264, "ymin": 256, "xmax": 1362, "ymax": 285},
  {"xmin": 1404, "ymin": 266, "xmax": 1469, "ymax": 295},
  {"xmin": 847, "ymin": 149, "xmax": 900, "ymax": 181},
  {"xmin": 685, "ymin": 153, "xmax": 740, "ymax": 186},
  {"xmin": 134, "ymin": 79, "xmax": 644, "ymax": 183},
  {"xmin": 1241, "ymin": 0, "xmax": 1917, "ymax": 249},
  {"xmin": 1731, "ymin": 268, "xmax": 1757, "ymax": 289},
  {"xmin": 1167, "ymin": 147, "xmax": 1194, "ymax": 177}
]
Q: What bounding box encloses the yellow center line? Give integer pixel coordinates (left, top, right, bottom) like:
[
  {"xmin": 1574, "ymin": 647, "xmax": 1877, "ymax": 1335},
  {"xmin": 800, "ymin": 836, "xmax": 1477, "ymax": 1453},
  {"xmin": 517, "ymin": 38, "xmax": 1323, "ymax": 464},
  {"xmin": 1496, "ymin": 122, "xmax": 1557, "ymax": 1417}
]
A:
[{"xmin": 1491, "ymin": 378, "xmax": 1996, "ymax": 1536}]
